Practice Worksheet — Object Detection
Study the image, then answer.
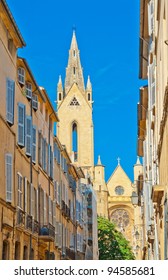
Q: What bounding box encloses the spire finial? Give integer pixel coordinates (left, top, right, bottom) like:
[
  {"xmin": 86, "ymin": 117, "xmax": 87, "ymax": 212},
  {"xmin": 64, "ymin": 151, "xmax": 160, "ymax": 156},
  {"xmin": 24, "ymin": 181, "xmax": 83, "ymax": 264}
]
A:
[
  {"xmin": 97, "ymin": 155, "xmax": 102, "ymax": 165},
  {"xmin": 117, "ymin": 157, "xmax": 121, "ymax": 166},
  {"xmin": 136, "ymin": 156, "xmax": 141, "ymax": 165}
]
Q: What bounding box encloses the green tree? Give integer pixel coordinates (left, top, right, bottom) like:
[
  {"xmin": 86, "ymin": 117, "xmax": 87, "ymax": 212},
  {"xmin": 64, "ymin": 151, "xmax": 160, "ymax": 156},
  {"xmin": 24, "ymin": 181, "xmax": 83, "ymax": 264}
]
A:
[{"xmin": 97, "ymin": 216, "xmax": 135, "ymax": 260}]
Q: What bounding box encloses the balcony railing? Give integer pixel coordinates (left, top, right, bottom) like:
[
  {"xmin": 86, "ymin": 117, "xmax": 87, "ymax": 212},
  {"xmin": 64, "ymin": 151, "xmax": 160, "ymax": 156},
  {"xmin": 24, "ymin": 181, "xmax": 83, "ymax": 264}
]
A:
[
  {"xmin": 26, "ymin": 214, "xmax": 33, "ymax": 231},
  {"xmin": 17, "ymin": 208, "xmax": 25, "ymax": 226},
  {"xmin": 66, "ymin": 247, "xmax": 75, "ymax": 260},
  {"xmin": 33, "ymin": 220, "xmax": 39, "ymax": 234},
  {"xmin": 39, "ymin": 223, "xmax": 55, "ymax": 241}
]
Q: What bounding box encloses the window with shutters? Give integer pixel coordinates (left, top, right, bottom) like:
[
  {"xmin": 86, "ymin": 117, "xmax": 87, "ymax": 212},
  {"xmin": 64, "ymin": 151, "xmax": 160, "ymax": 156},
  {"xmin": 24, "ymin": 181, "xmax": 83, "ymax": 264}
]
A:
[
  {"xmin": 38, "ymin": 131, "xmax": 42, "ymax": 166},
  {"xmin": 6, "ymin": 78, "xmax": 15, "ymax": 125},
  {"xmin": 26, "ymin": 82, "xmax": 32, "ymax": 99},
  {"xmin": 5, "ymin": 153, "xmax": 12, "ymax": 203},
  {"xmin": 49, "ymin": 196, "xmax": 53, "ymax": 224},
  {"xmin": 50, "ymin": 149, "xmax": 53, "ymax": 179},
  {"xmin": 18, "ymin": 67, "xmax": 25, "ymax": 85},
  {"xmin": 32, "ymin": 94, "xmax": 38, "ymax": 110},
  {"xmin": 54, "ymin": 142, "xmax": 60, "ymax": 164},
  {"xmin": 17, "ymin": 173, "xmax": 23, "ymax": 209},
  {"xmin": 32, "ymin": 126, "xmax": 36, "ymax": 163},
  {"xmin": 48, "ymin": 144, "xmax": 51, "ymax": 176},
  {"xmin": 58, "ymin": 223, "xmax": 62, "ymax": 249},
  {"xmin": 148, "ymin": 0, "xmax": 154, "ymax": 36},
  {"xmin": 25, "ymin": 116, "xmax": 32, "ymax": 156},
  {"xmin": 18, "ymin": 103, "xmax": 25, "ymax": 147}
]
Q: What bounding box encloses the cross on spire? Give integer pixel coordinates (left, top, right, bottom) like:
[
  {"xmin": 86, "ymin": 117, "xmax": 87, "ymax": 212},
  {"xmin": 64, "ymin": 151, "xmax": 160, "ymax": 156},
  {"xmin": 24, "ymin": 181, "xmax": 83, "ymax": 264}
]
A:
[{"xmin": 117, "ymin": 157, "xmax": 121, "ymax": 166}]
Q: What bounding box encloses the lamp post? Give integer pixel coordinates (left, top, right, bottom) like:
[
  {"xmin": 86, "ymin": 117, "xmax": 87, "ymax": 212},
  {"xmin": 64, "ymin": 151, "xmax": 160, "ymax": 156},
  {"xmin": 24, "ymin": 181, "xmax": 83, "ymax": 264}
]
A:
[{"xmin": 131, "ymin": 191, "xmax": 138, "ymax": 206}]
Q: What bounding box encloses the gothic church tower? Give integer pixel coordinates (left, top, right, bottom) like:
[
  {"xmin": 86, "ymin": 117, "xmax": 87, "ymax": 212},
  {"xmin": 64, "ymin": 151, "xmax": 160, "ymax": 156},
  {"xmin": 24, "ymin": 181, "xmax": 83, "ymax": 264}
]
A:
[{"xmin": 57, "ymin": 31, "xmax": 94, "ymax": 176}]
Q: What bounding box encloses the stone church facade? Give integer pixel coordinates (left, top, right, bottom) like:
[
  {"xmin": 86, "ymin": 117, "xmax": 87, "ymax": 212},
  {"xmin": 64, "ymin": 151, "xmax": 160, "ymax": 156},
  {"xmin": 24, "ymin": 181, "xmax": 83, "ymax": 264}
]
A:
[{"xmin": 57, "ymin": 31, "xmax": 143, "ymax": 259}]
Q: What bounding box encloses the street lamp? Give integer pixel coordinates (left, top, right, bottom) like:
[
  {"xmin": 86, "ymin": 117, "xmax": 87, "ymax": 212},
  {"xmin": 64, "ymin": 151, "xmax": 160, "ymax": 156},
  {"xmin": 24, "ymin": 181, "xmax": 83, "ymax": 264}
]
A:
[
  {"xmin": 135, "ymin": 230, "xmax": 140, "ymax": 240},
  {"xmin": 131, "ymin": 191, "xmax": 138, "ymax": 205}
]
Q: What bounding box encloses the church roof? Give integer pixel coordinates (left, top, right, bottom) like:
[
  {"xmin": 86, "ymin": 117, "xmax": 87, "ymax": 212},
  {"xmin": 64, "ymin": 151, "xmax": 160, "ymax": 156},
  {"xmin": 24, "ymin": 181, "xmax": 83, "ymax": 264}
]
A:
[{"xmin": 107, "ymin": 163, "xmax": 132, "ymax": 185}]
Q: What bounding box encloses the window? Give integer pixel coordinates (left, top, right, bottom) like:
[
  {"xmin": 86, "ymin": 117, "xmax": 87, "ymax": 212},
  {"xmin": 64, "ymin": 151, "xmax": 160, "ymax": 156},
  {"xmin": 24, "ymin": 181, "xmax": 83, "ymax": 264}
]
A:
[
  {"xmin": 99, "ymin": 185, "xmax": 101, "ymax": 192},
  {"xmin": 32, "ymin": 94, "xmax": 38, "ymax": 110},
  {"xmin": 115, "ymin": 186, "xmax": 124, "ymax": 195},
  {"xmin": 23, "ymin": 245, "xmax": 28, "ymax": 260},
  {"xmin": 26, "ymin": 82, "xmax": 32, "ymax": 99},
  {"xmin": 73, "ymin": 50, "xmax": 76, "ymax": 57},
  {"xmin": 5, "ymin": 153, "xmax": 12, "ymax": 203},
  {"xmin": 88, "ymin": 93, "xmax": 91, "ymax": 101},
  {"xmin": 69, "ymin": 96, "xmax": 80, "ymax": 106},
  {"xmin": 72, "ymin": 122, "xmax": 78, "ymax": 161},
  {"xmin": 59, "ymin": 93, "xmax": 62, "ymax": 101},
  {"xmin": 6, "ymin": 78, "xmax": 15, "ymax": 125},
  {"xmin": 25, "ymin": 116, "xmax": 32, "ymax": 156},
  {"xmin": 8, "ymin": 38, "xmax": 13, "ymax": 55},
  {"xmin": 17, "ymin": 173, "xmax": 23, "ymax": 209},
  {"xmin": 111, "ymin": 209, "xmax": 130, "ymax": 229},
  {"xmin": 18, "ymin": 103, "xmax": 25, "ymax": 146},
  {"xmin": 32, "ymin": 126, "xmax": 36, "ymax": 163},
  {"xmin": 15, "ymin": 242, "xmax": 20, "ymax": 260},
  {"xmin": 45, "ymin": 109, "xmax": 48, "ymax": 122},
  {"xmin": 2, "ymin": 241, "xmax": 9, "ymax": 260},
  {"xmin": 73, "ymin": 67, "xmax": 75, "ymax": 75},
  {"xmin": 18, "ymin": 67, "xmax": 25, "ymax": 85}
]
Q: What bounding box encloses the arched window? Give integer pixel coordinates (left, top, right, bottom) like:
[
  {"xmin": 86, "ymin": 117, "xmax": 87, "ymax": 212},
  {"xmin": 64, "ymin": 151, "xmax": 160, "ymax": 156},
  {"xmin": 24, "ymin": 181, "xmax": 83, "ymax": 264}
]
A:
[
  {"xmin": 88, "ymin": 93, "xmax": 91, "ymax": 101},
  {"xmin": 59, "ymin": 93, "xmax": 62, "ymax": 101},
  {"xmin": 2, "ymin": 240, "xmax": 9, "ymax": 260},
  {"xmin": 23, "ymin": 245, "xmax": 28, "ymax": 260},
  {"xmin": 73, "ymin": 67, "xmax": 76, "ymax": 75},
  {"xmin": 72, "ymin": 122, "xmax": 78, "ymax": 161},
  {"xmin": 15, "ymin": 241, "xmax": 20, "ymax": 260}
]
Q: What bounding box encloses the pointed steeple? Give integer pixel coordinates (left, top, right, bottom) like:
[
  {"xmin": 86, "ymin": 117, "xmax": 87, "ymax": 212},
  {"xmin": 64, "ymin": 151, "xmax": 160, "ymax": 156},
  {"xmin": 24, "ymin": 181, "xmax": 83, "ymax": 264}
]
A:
[
  {"xmin": 86, "ymin": 75, "xmax": 92, "ymax": 90},
  {"xmin": 64, "ymin": 31, "xmax": 85, "ymax": 95},
  {"xmin": 135, "ymin": 156, "xmax": 141, "ymax": 165},
  {"xmin": 57, "ymin": 75, "xmax": 63, "ymax": 105},
  {"xmin": 97, "ymin": 155, "xmax": 102, "ymax": 165}
]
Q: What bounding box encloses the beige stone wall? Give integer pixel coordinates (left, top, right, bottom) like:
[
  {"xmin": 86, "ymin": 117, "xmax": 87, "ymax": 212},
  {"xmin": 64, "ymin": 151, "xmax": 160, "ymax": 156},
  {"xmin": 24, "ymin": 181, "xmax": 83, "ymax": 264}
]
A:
[{"xmin": 57, "ymin": 83, "xmax": 94, "ymax": 171}]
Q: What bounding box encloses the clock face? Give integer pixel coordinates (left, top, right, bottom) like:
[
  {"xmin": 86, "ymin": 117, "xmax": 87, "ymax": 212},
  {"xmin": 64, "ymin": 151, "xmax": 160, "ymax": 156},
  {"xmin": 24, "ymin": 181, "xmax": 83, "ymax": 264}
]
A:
[{"xmin": 115, "ymin": 185, "xmax": 124, "ymax": 195}]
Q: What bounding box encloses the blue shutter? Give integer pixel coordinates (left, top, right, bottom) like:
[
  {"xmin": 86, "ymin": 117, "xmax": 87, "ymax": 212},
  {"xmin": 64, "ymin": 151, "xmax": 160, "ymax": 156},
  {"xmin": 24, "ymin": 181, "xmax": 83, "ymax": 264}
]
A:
[
  {"xmin": 48, "ymin": 144, "xmax": 50, "ymax": 176},
  {"xmin": 32, "ymin": 125, "xmax": 36, "ymax": 163},
  {"xmin": 5, "ymin": 153, "xmax": 12, "ymax": 202},
  {"xmin": 18, "ymin": 103, "xmax": 25, "ymax": 146},
  {"xmin": 25, "ymin": 116, "xmax": 32, "ymax": 156},
  {"xmin": 50, "ymin": 148, "xmax": 53, "ymax": 179},
  {"xmin": 6, "ymin": 78, "xmax": 15, "ymax": 124},
  {"xmin": 44, "ymin": 139, "xmax": 47, "ymax": 172}
]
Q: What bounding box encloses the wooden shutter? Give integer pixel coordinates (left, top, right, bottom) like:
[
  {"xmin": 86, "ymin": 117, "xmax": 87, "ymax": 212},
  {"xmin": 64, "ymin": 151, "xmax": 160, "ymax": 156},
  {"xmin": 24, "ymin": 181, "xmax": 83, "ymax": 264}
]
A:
[
  {"xmin": 18, "ymin": 103, "xmax": 25, "ymax": 146},
  {"xmin": 32, "ymin": 126, "xmax": 36, "ymax": 163},
  {"xmin": 24, "ymin": 177, "xmax": 28, "ymax": 213},
  {"xmin": 44, "ymin": 191, "xmax": 47, "ymax": 225},
  {"xmin": 17, "ymin": 173, "xmax": 23, "ymax": 208},
  {"xmin": 25, "ymin": 116, "xmax": 32, "ymax": 156},
  {"xmin": 5, "ymin": 153, "xmax": 12, "ymax": 202},
  {"xmin": 6, "ymin": 78, "xmax": 15, "ymax": 124},
  {"xmin": 49, "ymin": 196, "xmax": 52, "ymax": 224},
  {"xmin": 50, "ymin": 149, "xmax": 53, "ymax": 179},
  {"xmin": 54, "ymin": 181, "xmax": 57, "ymax": 201},
  {"xmin": 30, "ymin": 184, "xmax": 34, "ymax": 217},
  {"xmin": 38, "ymin": 131, "xmax": 42, "ymax": 166},
  {"xmin": 48, "ymin": 144, "xmax": 50, "ymax": 176},
  {"xmin": 36, "ymin": 188, "xmax": 39, "ymax": 221}
]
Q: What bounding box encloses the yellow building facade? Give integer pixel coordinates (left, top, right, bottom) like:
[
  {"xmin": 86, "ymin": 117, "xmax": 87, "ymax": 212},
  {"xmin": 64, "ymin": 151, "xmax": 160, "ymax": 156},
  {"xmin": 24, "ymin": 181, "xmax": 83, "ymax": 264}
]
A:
[
  {"xmin": 138, "ymin": 0, "xmax": 168, "ymax": 260},
  {"xmin": 0, "ymin": 0, "xmax": 97, "ymax": 260}
]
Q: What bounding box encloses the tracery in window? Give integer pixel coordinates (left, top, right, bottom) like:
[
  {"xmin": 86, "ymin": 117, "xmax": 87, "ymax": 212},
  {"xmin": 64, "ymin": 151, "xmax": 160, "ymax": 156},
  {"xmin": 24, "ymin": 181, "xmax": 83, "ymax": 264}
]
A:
[{"xmin": 69, "ymin": 97, "xmax": 80, "ymax": 106}]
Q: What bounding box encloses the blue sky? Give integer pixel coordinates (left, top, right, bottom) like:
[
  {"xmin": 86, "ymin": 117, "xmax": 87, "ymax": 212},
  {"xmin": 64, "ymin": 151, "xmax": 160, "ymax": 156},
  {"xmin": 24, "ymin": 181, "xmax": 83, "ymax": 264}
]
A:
[{"xmin": 7, "ymin": 0, "xmax": 146, "ymax": 181}]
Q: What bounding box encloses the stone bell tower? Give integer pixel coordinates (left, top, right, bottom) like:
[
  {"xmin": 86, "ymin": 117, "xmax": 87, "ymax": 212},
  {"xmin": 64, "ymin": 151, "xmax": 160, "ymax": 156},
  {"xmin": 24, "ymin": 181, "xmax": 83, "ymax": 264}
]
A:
[{"xmin": 56, "ymin": 31, "xmax": 94, "ymax": 176}]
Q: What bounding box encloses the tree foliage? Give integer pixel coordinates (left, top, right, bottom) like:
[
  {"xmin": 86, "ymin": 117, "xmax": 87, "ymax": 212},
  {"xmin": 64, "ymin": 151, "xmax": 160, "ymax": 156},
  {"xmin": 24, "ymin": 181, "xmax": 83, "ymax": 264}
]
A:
[{"xmin": 97, "ymin": 216, "xmax": 135, "ymax": 260}]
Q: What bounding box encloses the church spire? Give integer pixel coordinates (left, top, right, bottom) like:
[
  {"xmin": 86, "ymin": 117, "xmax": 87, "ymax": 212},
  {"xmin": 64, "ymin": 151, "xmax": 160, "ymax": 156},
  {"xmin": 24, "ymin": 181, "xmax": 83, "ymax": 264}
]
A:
[
  {"xmin": 64, "ymin": 31, "xmax": 85, "ymax": 95},
  {"xmin": 57, "ymin": 75, "xmax": 63, "ymax": 106},
  {"xmin": 97, "ymin": 155, "xmax": 102, "ymax": 165}
]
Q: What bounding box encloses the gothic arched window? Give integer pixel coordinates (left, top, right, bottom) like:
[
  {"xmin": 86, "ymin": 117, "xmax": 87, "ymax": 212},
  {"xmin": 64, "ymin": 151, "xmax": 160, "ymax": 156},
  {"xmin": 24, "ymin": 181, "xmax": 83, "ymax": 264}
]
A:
[
  {"xmin": 88, "ymin": 93, "xmax": 91, "ymax": 101},
  {"xmin": 72, "ymin": 122, "xmax": 78, "ymax": 161}
]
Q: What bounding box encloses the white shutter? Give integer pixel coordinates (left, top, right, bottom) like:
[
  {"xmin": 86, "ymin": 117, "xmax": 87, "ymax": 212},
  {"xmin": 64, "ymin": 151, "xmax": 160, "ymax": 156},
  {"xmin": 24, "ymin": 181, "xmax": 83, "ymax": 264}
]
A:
[
  {"xmin": 49, "ymin": 196, "xmax": 52, "ymax": 224},
  {"xmin": 17, "ymin": 173, "xmax": 23, "ymax": 208},
  {"xmin": 77, "ymin": 234, "xmax": 80, "ymax": 251},
  {"xmin": 48, "ymin": 144, "xmax": 50, "ymax": 175},
  {"xmin": 32, "ymin": 94, "xmax": 38, "ymax": 110},
  {"xmin": 5, "ymin": 154, "xmax": 12, "ymax": 202},
  {"xmin": 25, "ymin": 116, "xmax": 32, "ymax": 156},
  {"xmin": 6, "ymin": 79, "xmax": 15, "ymax": 124},
  {"xmin": 18, "ymin": 103, "xmax": 25, "ymax": 146},
  {"xmin": 24, "ymin": 177, "xmax": 28, "ymax": 212},
  {"xmin": 54, "ymin": 181, "xmax": 57, "ymax": 201},
  {"xmin": 38, "ymin": 131, "xmax": 42, "ymax": 166},
  {"xmin": 148, "ymin": 0, "xmax": 154, "ymax": 36},
  {"xmin": 32, "ymin": 126, "xmax": 36, "ymax": 163},
  {"xmin": 30, "ymin": 184, "xmax": 34, "ymax": 217},
  {"xmin": 44, "ymin": 191, "xmax": 47, "ymax": 224},
  {"xmin": 58, "ymin": 223, "xmax": 62, "ymax": 248},
  {"xmin": 36, "ymin": 188, "xmax": 39, "ymax": 221}
]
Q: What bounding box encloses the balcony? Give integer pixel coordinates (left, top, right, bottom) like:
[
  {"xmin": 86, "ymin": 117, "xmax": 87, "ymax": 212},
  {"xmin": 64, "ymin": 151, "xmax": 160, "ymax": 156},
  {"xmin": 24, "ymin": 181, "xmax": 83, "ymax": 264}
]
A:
[
  {"xmin": 16, "ymin": 208, "xmax": 25, "ymax": 226},
  {"xmin": 39, "ymin": 223, "xmax": 55, "ymax": 242},
  {"xmin": 26, "ymin": 214, "xmax": 33, "ymax": 231},
  {"xmin": 152, "ymin": 185, "xmax": 164, "ymax": 204},
  {"xmin": 33, "ymin": 220, "xmax": 39, "ymax": 234},
  {"xmin": 66, "ymin": 247, "xmax": 75, "ymax": 260}
]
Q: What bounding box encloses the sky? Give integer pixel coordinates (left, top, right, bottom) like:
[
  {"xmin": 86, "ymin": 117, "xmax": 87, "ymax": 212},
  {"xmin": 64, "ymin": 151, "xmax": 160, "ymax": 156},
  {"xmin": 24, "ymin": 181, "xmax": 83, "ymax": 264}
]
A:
[{"xmin": 7, "ymin": 0, "xmax": 147, "ymax": 181}]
